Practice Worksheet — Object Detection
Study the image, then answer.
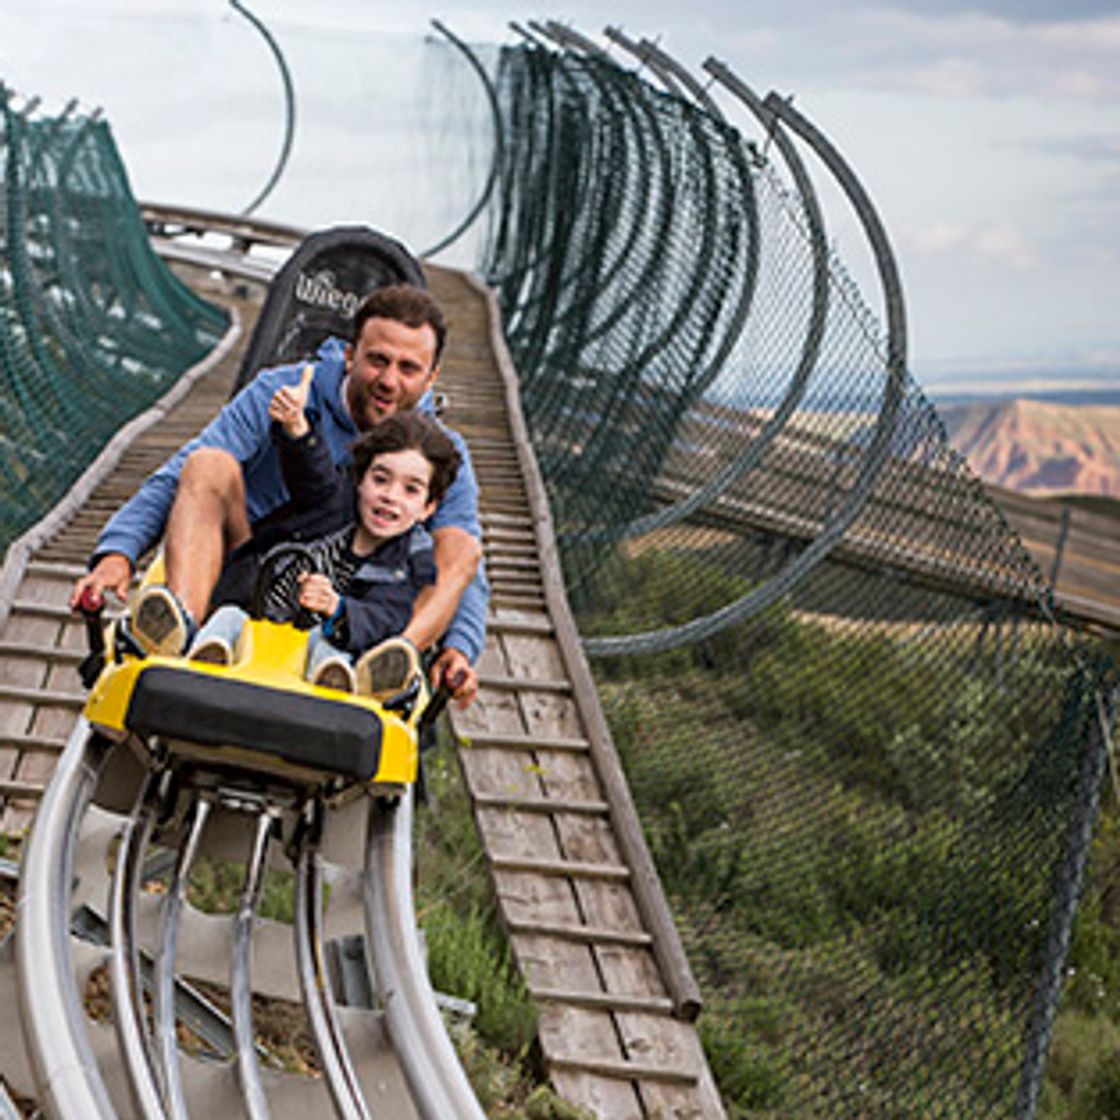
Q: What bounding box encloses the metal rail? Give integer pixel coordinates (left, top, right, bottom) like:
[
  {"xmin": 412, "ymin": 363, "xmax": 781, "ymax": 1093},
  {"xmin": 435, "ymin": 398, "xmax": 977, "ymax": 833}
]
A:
[
  {"xmin": 231, "ymin": 806, "xmax": 277, "ymax": 1119},
  {"xmin": 15, "ymin": 721, "xmax": 116, "ymax": 1120},
  {"xmin": 107, "ymin": 771, "xmax": 166, "ymax": 1119},
  {"xmin": 293, "ymin": 802, "xmax": 372, "ymax": 1120},
  {"xmin": 363, "ymin": 792, "xmax": 487, "ymax": 1120},
  {"xmin": 15, "ymin": 717, "xmax": 483, "ymax": 1118},
  {"xmin": 155, "ymin": 796, "xmax": 212, "ymax": 1120}
]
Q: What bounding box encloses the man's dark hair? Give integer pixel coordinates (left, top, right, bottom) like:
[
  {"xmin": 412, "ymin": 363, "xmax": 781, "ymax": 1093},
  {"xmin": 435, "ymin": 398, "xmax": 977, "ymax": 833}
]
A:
[
  {"xmin": 350, "ymin": 284, "xmax": 447, "ymax": 366},
  {"xmin": 350, "ymin": 412, "xmax": 461, "ymax": 504}
]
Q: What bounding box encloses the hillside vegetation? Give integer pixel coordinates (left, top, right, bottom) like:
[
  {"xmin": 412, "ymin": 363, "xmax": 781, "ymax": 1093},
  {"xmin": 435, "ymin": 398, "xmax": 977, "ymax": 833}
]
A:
[{"xmin": 576, "ymin": 547, "xmax": 1119, "ymax": 1117}]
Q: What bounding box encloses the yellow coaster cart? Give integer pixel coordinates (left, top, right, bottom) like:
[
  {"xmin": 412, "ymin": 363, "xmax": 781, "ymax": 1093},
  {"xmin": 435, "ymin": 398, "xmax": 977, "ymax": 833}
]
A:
[
  {"xmin": 81, "ymin": 547, "xmax": 426, "ymax": 798},
  {"xmin": 21, "ymin": 556, "xmax": 480, "ymax": 1120}
]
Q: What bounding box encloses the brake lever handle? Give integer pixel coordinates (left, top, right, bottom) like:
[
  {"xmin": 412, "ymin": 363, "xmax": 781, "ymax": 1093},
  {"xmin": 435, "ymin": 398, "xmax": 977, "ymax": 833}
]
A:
[
  {"xmin": 76, "ymin": 587, "xmax": 107, "ymax": 687},
  {"xmin": 416, "ymin": 668, "xmax": 466, "ymax": 739}
]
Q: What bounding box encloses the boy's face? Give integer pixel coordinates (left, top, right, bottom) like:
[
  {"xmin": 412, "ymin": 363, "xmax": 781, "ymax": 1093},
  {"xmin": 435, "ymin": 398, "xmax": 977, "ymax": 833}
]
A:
[{"xmin": 355, "ymin": 447, "xmax": 437, "ymax": 541}]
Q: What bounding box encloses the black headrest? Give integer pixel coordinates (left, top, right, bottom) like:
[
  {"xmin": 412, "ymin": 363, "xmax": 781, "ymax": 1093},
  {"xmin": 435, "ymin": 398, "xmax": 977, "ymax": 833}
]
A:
[{"xmin": 234, "ymin": 225, "xmax": 425, "ymax": 394}]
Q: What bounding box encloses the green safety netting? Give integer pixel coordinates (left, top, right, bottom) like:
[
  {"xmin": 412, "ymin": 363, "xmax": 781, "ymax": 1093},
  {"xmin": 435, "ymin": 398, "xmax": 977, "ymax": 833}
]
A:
[
  {"xmin": 479, "ymin": 40, "xmax": 1117, "ymax": 1118},
  {"xmin": 0, "ymin": 86, "xmax": 228, "ymax": 554}
]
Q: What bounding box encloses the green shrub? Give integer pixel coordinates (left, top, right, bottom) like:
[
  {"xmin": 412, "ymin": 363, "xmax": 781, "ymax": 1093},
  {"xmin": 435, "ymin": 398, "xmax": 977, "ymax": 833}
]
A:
[
  {"xmin": 423, "ymin": 899, "xmax": 537, "ymax": 1055},
  {"xmin": 187, "ymin": 858, "xmax": 296, "ymax": 924},
  {"xmin": 1041, "ymin": 1010, "xmax": 1120, "ymax": 1118}
]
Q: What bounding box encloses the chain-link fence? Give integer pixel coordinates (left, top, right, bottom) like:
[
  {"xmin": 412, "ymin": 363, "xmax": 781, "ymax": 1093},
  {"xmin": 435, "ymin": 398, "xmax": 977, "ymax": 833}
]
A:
[{"xmin": 480, "ymin": 40, "xmax": 1118, "ymax": 1117}]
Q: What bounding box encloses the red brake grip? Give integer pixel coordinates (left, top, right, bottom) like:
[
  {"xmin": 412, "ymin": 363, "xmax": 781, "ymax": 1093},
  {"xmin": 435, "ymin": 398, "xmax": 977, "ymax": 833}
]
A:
[{"xmin": 78, "ymin": 586, "xmax": 104, "ymax": 614}]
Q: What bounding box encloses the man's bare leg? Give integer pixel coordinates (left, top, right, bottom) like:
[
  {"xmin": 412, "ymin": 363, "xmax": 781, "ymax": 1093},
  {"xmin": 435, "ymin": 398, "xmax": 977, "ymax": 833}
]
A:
[{"xmin": 163, "ymin": 447, "xmax": 251, "ymax": 622}]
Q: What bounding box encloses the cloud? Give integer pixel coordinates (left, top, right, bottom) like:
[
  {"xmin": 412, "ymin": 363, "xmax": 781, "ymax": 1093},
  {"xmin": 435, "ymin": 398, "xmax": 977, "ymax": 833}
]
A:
[
  {"xmin": 907, "ymin": 220, "xmax": 1036, "ymax": 268},
  {"xmin": 889, "ymin": 0, "xmax": 1120, "ymax": 20},
  {"xmin": 1032, "ymin": 17, "xmax": 1120, "ymax": 47},
  {"xmin": 975, "ymin": 222, "xmax": 1036, "ymax": 269},
  {"xmin": 910, "ymin": 222, "xmax": 969, "ymax": 253},
  {"xmin": 1030, "ymin": 134, "xmax": 1120, "ymax": 163},
  {"xmin": 903, "ymin": 57, "xmax": 986, "ymax": 98},
  {"xmin": 884, "ymin": 12, "xmax": 1120, "ymax": 102},
  {"xmin": 723, "ymin": 7, "xmax": 1120, "ymax": 104}
]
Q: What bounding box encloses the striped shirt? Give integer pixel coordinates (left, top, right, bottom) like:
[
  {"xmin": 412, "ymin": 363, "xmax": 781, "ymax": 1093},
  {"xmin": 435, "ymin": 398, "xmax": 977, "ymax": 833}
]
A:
[{"xmin": 263, "ymin": 526, "xmax": 361, "ymax": 622}]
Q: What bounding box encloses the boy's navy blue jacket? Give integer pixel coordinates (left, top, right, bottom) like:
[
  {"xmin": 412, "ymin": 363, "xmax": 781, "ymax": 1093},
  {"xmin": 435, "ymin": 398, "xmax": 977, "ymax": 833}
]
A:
[{"xmin": 212, "ymin": 421, "xmax": 435, "ymax": 657}]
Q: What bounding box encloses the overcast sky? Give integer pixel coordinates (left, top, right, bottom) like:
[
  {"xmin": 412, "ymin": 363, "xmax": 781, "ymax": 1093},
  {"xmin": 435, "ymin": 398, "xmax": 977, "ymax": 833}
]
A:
[{"xmin": 2, "ymin": 0, "xmax": 1118, "ymax": 395}]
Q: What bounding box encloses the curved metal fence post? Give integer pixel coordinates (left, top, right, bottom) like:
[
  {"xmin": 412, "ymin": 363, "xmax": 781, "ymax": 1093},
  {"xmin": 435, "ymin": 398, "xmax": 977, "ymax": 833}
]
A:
[
  {"xmin": 584, "ymin": 89, "xmax": 910, "ymax": 657},
  {"xmin": 764, "ymin": 90, "xmax": 907, "ymax": 376},
  {"xmin": 229, "ymin": 0, "xmax": 295, "ymax": 217},
  {"xmin": 537, "ymin": 20, "xmax": 610, "ymax": 60},
  {"xmin": 593, "ymin": 32, "xmax": 760, "ymax": 405},
  {"xmin": 608, "ymin": 58, "xmax": 830, "ymax": 542},
  {"xmin": 604, "ymin": 26, "xmax": 686, "ymax": 99},
  {"xmin": 633, "ymin": 36, "xmax": 723, "ymax": 119},
  {"xmin": 1015, "ymin": 683, "xmax": 1119, "ymax": 1118},
  {"xmin": 420, "ymin": 21, "xmax": 505, "ymax": 260}
]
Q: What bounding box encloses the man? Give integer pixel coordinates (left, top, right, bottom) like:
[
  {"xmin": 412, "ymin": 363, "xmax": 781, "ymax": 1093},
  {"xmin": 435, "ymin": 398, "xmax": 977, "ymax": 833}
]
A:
[{"xmin": 71, "ymin": 284, "xmax": 484, "ymax": 706}]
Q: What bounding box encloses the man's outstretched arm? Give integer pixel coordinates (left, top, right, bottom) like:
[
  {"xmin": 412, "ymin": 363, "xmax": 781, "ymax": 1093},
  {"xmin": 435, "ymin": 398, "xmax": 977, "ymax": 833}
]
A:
[
  {"xmin": 401, "ymin": 526, "xmax": 485, "ymax": 707},
  {"xmin": 70, "ymin": 363, "xmax": 309, "ymax": 613}
]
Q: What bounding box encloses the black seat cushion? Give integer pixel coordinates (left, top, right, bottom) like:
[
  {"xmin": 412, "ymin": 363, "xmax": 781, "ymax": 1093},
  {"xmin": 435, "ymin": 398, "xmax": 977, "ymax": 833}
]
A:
[{"xmin": 124, "ymin": 666, "xmax": 382, "ymax": 781}]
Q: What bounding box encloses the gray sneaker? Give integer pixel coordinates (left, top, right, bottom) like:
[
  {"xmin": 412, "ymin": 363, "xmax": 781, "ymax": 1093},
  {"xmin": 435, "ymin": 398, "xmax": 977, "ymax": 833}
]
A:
[
  {"xmin": 131, "ymin": 585, "xmax": 193, "ymax": 657},
  {"xmin": 310, "ymin": 655, "xmax": 357, "ymax": 693},
  {"xmin": 189, "ymin": 634, "xmax": 233, "ymax": 666},
  {"xmin": 355, "ymin": 637, "xmax": 420, "ymax": 700}
]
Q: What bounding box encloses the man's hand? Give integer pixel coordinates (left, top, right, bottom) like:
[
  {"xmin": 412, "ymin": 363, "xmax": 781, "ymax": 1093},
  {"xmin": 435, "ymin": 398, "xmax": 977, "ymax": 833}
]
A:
[
  {"xmin": 268, "ymin": 363, "xmax": 314, "ymax": 438},
  {"xmin": 70, "ymin": 553, "xmax": 133, "ymax": 612},
  {"xmin": 432, "ymin": 647, "xmax": 478, "ymax": 709},
  {"xmin": 297, "ymin": 571, "xmax": 340, "ymax": 617}
]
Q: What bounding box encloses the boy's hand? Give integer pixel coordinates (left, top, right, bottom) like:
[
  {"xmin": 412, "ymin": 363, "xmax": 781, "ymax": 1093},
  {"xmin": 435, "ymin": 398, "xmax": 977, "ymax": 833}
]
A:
[
  {"xmin": 268, "ymin": 363, "xmax": 314, "ymax": 438},
  {"xmin": 297, "ymin": 572, "xmax": 339, "ymax": 617}
]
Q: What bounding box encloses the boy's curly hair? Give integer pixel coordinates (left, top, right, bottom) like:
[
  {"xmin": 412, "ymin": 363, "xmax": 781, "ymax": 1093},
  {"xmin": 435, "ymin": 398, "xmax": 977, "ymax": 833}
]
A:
[{"xmin": 350, "ymin": 412, "xmax": 460, "ymax": 503}]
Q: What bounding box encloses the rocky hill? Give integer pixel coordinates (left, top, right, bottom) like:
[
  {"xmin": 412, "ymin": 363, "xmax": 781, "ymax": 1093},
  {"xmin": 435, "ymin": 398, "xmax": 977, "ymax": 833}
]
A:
[{"xmin": 938, "ymin": 398, "xmax": 1120, "ymax": 497}]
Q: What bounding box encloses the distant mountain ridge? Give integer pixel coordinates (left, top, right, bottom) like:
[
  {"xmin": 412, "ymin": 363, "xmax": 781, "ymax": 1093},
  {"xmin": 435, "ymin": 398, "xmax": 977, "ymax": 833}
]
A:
[{"xmin": 938, "ymin": 399, "xmax": 1120, "ymax": 497}]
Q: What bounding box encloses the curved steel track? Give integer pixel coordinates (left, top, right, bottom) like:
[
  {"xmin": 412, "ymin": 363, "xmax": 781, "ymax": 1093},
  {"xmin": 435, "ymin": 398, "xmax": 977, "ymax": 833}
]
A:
[{"xmin": 16, "ymin": 713, "xmax": 486, "ymax": 1119}]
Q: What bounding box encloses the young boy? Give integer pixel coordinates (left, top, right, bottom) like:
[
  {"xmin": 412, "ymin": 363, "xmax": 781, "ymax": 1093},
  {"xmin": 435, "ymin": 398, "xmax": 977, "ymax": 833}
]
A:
[{"xmin": 145, "ymin": 367, "xmax": 461, "ymax": 697}]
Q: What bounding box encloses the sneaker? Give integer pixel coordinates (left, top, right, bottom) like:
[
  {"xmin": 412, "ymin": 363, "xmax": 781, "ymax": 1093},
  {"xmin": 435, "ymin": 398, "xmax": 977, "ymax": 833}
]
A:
[
  {"xmin": 310, "ymin": 655, "xmax": 357, "ymax": 693},
  {"xmin": 131, "ymin": 584, "xmax": 194, "ymax": 658},
  {"xmin": 189, "ymin": 634, "xmax": 233, "ymax": 666},
  {"xmin": 355, "ymin": 637, "xmax": 420, "ymax": 700}
]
